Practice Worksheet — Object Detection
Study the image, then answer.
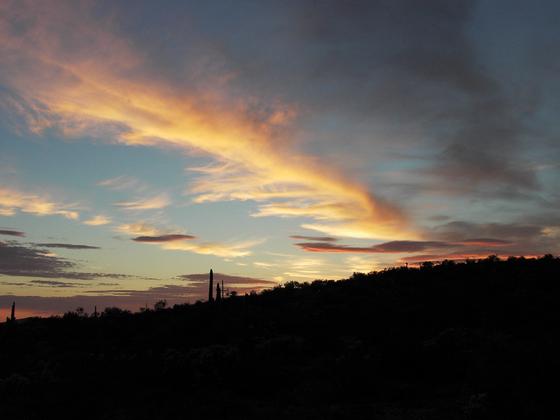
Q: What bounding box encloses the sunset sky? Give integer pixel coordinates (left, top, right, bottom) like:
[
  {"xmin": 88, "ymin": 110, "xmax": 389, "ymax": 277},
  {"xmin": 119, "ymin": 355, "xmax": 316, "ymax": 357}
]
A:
[{"xmin": 1, "ymin": 0, "xmax": 559, "ymax": 317}]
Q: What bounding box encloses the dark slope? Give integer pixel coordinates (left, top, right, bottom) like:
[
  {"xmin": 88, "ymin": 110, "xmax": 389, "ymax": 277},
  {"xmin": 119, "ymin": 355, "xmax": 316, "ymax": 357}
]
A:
[{"xmin": 1, "ymin": 256, "xmax": 559, "ymax": 419}]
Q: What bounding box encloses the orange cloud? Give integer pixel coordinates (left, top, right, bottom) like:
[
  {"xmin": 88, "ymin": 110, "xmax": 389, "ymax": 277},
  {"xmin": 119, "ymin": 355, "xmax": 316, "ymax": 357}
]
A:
[
  {"xmin": 0, "ymin": 1, "xmax": 408, "ymax": 240},
  {"xmin": 0, "ymin": 186, "xmax": 79, "ymax": 220},
  {"xmin": 116, "ymin": 220, "xmax": 259, "ymax": 258},
  {"xmin": 116, "ymin": 222, "xmax": 163, "ymax": 236},
  {"xmin": 83, "ymin": 215, "xmax": 111, "ymax": 226}
]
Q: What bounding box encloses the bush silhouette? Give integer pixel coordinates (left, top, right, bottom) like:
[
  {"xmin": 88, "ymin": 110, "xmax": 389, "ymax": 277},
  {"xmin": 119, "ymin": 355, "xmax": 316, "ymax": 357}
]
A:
[{"xmin": 0, "ymin": 255, "xmax": 558, "ymax": 419}]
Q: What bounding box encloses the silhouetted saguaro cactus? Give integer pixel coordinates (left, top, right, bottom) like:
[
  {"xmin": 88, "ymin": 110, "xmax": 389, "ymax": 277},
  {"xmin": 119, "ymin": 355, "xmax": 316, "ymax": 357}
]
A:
[
  {"xmin": 208, "ymin": 269, "xmax": 214, "ymax": 302},
  {"xmin": 9, "ymin": 301, "xmax": 15, "ymax": 322},
  {"xmin": 216, "ymin": 282, "xmax": 221, "ymax": 303}
]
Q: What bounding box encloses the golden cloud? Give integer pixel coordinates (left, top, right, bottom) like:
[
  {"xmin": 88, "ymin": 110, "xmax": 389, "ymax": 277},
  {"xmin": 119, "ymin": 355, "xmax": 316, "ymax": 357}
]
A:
[
  {"xmin": 0, "ymin": 186, "xmax": 79, "ymax": 220},
  {"xmin": 83, "ymin": 215, "xmax": 111, "ymax": 226},
  {"xmin": 115, "ymin": 222, "xmax": 165, "ymax": 237},
  {"xmin": 0, "ymin": 1, "xmax": 409, "ymax": 240},
  {"xmin": 159, "ymin": 239, "xmax": 260, "ymax": 258}
]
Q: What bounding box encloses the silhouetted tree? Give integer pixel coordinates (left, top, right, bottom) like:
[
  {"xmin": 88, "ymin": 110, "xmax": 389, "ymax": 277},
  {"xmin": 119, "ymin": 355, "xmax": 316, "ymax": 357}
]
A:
[{"xmin": 154, "ymin": 300, "xmax": 167, "ymax": 311}]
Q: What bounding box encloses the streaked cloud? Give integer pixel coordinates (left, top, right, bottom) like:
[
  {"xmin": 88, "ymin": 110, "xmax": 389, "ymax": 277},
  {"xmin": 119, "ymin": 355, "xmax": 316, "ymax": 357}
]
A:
[
  {"xmin": 97, "ymin": 175, "xmax": 145, "ymax": 192},
  {"xmin": 157, "ymin": 239, "xmax": 260, "ymax": 258},
  {"xmin": 116, "ymin": 222, "xmax": 163, "ymax": 236},
  {"xmin": 0, "ymin": 1, "xmax": 407, "ymax": 241},
  {"xmin": 0, "ymin": 240, "xmax": 147, "ymax": 280},
  {"xmin": 115, "ymin": 193, "xmax": 171, "ymax": 211},
  {"xmin": 0, "ymin": 229, "xmax": 25, "ymax": 237},
  {"xmin": 132, "ymin": 234, "xmax": 196, "ymax": 243},
  {"xmin": 0, "ymin": 186, "xmax": 79, "ymax": 220},
  {"xmin": 290, "ymin": 235, "xmax": 337, "ymax": 242},
  {"xmin": 30, "ymin": 280, "xmax": 88, "ymax": 288},
  {"xmin": 83, "ymin": 215, "xmax": 111, "ymax": 226},
  {"xmin": 34, "ymin": 243, "xmax": 100, "ymax": 250},
  {"xmin": 117, "ymin": 220, "xmax": 258, "ymax": 258},
  {"xmin": 295, "ymin": 240, "xmax": 451, "ymax": 254},
  {"xmin": 178, "ymin": 272, "xmax": 276, "ymax": 287}
]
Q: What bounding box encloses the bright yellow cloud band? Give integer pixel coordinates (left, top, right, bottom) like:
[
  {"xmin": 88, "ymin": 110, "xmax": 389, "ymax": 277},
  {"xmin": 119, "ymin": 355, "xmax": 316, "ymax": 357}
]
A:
[{"xmin": 0, "ymin": 1, "xmax": 409, "ymax": 240}]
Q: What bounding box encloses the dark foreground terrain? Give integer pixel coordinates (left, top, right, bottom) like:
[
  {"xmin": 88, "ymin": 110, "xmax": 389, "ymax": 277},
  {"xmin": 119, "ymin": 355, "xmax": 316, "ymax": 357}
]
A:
[{"xmin": 1, "ymin": 256, "xmax": 559, "ymax": 419}]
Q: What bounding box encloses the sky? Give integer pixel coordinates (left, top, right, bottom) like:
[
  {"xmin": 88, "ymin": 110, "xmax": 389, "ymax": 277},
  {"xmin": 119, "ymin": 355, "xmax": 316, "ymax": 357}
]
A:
[{"xmin": 1, "ymin": 0, "xmax": 559, "ymax": 317}]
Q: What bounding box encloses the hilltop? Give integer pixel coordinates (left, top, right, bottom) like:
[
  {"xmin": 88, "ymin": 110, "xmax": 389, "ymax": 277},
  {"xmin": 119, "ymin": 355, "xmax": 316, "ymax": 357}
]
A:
[{"xmin": 1, "ymin": 256, "xmax": 559, "ymax": 419}]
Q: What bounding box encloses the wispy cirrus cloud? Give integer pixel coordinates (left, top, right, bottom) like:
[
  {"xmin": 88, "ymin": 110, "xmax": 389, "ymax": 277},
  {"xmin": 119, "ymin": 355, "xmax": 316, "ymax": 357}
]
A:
[
  {"xmin": 156, "ymin": 239, "xmax": 261, "ymax": 258},
  {"xmin": 0, "ymin": 186, "xmax": 79, "ymax": 220},
  {"xmin": 97, "ymin": 175, "xmax": 146, "ymax": 192},
  {"xmin": 83, "ymin": 215, "xmax": 111, "ymax": 226},
  {"xmin": 0, "ymin": 1, "xmax": 408, "ymax": 241},
  {"xmin": 115, "ymin": 193, "xmax": 171, "ymax": 211},
  {"xmin": 290, "ymin": 235, "xmax": 337, "ymax": 242}
]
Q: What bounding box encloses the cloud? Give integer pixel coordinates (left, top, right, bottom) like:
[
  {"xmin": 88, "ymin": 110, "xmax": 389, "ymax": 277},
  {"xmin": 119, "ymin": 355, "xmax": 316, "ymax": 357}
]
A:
[
  {"xmin": 115, "ymin": 193, "xmax": 171, "ymax": 211},
  {"xmin": 290, "ymin": 235, "xmax": 337, "ymax": 242},
  {"xmin": 118, "ymin": 221, "xmax": 257, "ymax": 258},
  {"xmin": 0, "ymin": 240, "xmax": 148, "ymax": 280},
  {"xmin": 29, "ymin": 280, "xmax": 87, "ymax": 288},
  {"xmin": 295, "ymin": 240, "xmax": 452, "ymax": 254},
  {"xmin": 0, "ymin": 1, "xmax": 407, "ymax": 241},
  {"xmin": 157, "ymin": 239, "xmax": 260, "ymax": 258},
  {"xmin": 400, "ymin": 252, "xmax": 543, "ymax": 265},
  {"xmin": 178, "ymin": 272, "xmax": 276, "ymax": 287},
  {"xmin": 132, "ymin": 234, "xmax": 195, "ymax": 243},
  {"xmin": 0, "ymin": 186, "xmax": 79, "ymax": 220},
  {"xmin": 34, "ymin": 243, "xmax": 100, "ymax": 250},
  {"xmin": 0, "ymin": 229, "xmax": 24, "ymax": 237},
  {"xmin": 97, "ymin": 175, "xmax": 145, "ymax": 191},
  {"xmin": 83, "ymin": 215, "xmax": 111, "ymax": 226},
  {"xmin": 454, "ymin": 238, "xmax": 512, "ymax": 247},
  {"xmin": 116, "ymin": 222, "xmax": 163, "ymax": 236},
  {"xmin": 295, "ymin": 238, "xmax": 515, "ymax": 262}
]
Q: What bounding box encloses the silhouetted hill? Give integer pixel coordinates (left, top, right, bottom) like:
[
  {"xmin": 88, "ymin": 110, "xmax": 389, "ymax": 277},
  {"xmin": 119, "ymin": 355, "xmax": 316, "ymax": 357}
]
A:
[{"xmin": 1, "ymin": 256, "xmax": 559, "ymax": 419}]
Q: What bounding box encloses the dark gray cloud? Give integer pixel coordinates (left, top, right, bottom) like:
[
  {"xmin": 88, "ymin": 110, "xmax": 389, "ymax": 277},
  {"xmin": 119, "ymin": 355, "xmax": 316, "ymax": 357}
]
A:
[
  {"xmin": 295, "ymin": 240, "xmax": 452, "ymax": 254},
  {"xmin": 0, "ymin": 241, "xmax": 151, "ymax": 280},
  {"xmin": 296, "ymin": 238, "xmax": 515, "ymax": 255},
  {"xmin": 132, "ymin": 234, "xmax": 195, "ymax": 243},
  {"xmin": 29, "ymin": 280, "xmax": 87, "ymax": 288},
  {"xmin": 426, "ymin": 220, "xmax": 560, "ymax": 257},
  {"xmin": 0, "ymin": 229, "xmax": 24, "ymax": 237},
  {"xmin": 0, "ymin": 240, "xmax": 75, "ymax": 278},
  {"xmin": 35, "ymin": 243, "xmax": 100, "ymax": 250}
]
